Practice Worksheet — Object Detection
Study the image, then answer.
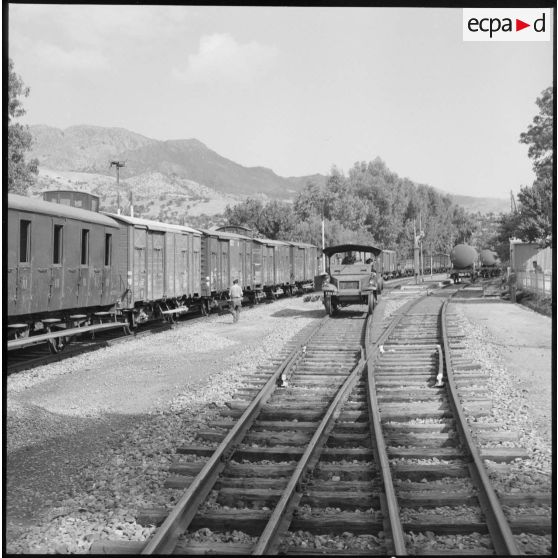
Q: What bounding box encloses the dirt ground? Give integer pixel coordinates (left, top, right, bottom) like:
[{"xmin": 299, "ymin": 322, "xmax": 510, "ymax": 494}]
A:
[{"xmin": 457, "ymin": 300, "xmax": 553, "ymax": 442}]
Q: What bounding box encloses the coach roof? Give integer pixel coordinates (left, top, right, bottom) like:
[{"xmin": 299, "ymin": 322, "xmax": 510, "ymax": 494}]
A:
[
  {"xmin": 198, "ymin": 228, "xmax": 253, "ymax": 241},
  {"xmin": 104, "ymin": 213, "xmax": 201, "ymax": 235},
  {"xmin": 9, "ymin": 194, "xmax": 120, "ymax": 228}
]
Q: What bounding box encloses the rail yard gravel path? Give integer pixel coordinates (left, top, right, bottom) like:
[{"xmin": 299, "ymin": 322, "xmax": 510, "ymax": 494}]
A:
[{"xmin": 5, "ymin": 294, "xmax": 552, "ymax": 554}]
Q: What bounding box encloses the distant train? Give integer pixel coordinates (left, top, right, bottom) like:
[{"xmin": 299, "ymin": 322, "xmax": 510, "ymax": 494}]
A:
[
  {"xmin": 7, "ymin": 191, "xmax": 318, "ymax": 351},
  {"xmin": 479, "ymin": 249, "xmax": 502, "ymax": 278},
  {"xmin": 449, "ymin": 244, "xmax": 479, "ymax": 283}
]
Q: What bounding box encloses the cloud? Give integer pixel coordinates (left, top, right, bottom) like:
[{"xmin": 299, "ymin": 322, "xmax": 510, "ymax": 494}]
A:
[
  {"xmin": 34, "ymin": 41, "xmax": 108, "ymax": 70},
  {"xmin": 173, "ymin": 33, "xmax": 279, "ymax": 84}
]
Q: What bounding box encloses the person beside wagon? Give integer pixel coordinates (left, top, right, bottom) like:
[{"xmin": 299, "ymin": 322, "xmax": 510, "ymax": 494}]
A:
[{"xmin": 229, "ymin": 279, "xmax": 243, "ymax": 323}]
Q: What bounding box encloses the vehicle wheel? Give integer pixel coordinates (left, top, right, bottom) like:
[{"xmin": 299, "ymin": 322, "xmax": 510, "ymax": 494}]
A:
[{"xmin": 367, "ymin": 294, "xmax": 375, "ymax": 315}]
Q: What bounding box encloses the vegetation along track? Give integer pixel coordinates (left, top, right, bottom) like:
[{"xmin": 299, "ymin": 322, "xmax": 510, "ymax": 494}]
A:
[{"xmin": 91, "ymin": 279, "xmax": 549, "ymax": 555}]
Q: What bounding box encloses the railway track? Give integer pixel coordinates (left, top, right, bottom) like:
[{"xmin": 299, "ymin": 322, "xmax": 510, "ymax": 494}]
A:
[{"xmin": 90, "ymin": 278, "xmax": 548, "ymax": 555}]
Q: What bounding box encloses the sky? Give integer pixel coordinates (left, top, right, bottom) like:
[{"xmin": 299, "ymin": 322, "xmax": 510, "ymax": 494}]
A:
[{"xmin": 8, "ymin": 5, "xmax": 554, "ymax": 199}]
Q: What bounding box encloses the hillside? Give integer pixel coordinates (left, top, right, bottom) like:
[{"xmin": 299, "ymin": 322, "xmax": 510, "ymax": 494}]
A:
[
  {"xmin": 449, "ymin": 194, "xmax": 510, "ymax": 216},
  {"xmin": 30, "ymin": 125, "xmax": 323, "ymax": 201},
  {"xmin": 29, "ymin": 124, "xmax": 507, "ymax": 220}
]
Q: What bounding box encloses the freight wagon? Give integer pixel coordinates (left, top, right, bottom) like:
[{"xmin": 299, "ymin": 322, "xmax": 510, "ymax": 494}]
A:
[
  {"xmin": 288, "ymin": 241, "xmax": 318, "ymax": 293},
  {"xmin": 379, "ymin": 249, "xmax": 397, "ymax": 280},
  {"xmin": 199, "ymin": 228, "xmax": 265, "ymax": 310},
  {"xmin": 105, "ymin": 213, "xmax": 202, "ymax": 324},
  {"xmin": 7, "ymin": 191, "xmax": 320, "ymax": 352}
]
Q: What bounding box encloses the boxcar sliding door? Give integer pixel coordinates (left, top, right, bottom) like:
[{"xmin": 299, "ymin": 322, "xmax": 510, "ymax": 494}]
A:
[{"xmin": 149, "ymin": 231, "xmax": 165, "ymax": 300}]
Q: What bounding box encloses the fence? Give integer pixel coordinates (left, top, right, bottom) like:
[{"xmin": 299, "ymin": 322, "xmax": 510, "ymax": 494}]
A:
[{"xmin": 516, "ymin": 269, "xmax": 553, "ymax": 297}]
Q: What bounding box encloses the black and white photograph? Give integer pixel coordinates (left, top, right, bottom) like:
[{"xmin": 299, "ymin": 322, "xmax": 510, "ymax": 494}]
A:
[{"xmin": 6, "ymin": 4, "xmax": 554, "ymax": 555}]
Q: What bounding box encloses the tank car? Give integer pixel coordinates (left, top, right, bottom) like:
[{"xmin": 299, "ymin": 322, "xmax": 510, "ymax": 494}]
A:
[
  {"xmin": 479, "ymin": 249, "xmax": 502, "ymax": 278},
  {"xmin": 7, "ymin": 193, "xmax": 125, "ymax": 352},
  {"xmin": 449, "ymin": 244, "xmax": 479, "ymax": 283}
]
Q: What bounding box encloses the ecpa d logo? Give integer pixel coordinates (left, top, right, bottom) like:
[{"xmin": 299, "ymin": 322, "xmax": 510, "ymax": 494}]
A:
[{"xmin": 463, "ymin": 9, "xmax": 551, "ymax": 41}]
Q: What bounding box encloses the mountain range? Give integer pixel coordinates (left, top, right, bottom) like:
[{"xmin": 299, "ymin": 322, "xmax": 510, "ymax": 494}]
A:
[{"xmin": 28, "ymin": 124, "xmax": 509, "ymax": 223}]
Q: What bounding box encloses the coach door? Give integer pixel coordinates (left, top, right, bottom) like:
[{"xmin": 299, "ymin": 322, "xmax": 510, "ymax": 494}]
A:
[
  {"xmin": 101, "ymin": 229, "xmax": 113, "ymax": 306},
  {"xmin": 7, "ymin": 213, "xmax": 19, "ymax": 314},
  {"xmin": 77, "ymin": 227, "xmax": 92, "ymax": 308},
  {"xmin": 16, "ymin": 217, "xmax": 33, "ymax": 314},
  {"xmin": 48, "ymin": 220, "xmax": 64, "ymax": 311}
]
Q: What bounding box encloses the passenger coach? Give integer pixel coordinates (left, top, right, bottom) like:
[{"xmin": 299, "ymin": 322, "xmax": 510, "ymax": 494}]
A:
[{"xmin": 7, "ymin": 193, "xmax": 121, "ymax": 350}]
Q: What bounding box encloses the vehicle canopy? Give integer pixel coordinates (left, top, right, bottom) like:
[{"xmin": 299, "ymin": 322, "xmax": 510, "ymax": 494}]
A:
[{"xmin": 324, "ymin": 244, "xmax": 382, "ymax": 265}]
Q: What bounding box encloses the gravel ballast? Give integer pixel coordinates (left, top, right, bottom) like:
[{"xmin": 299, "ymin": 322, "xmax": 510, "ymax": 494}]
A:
[
  {"xmin": 6, "ymin": 292, "xmax": 552, "ymax": 554},
  {"xmin": 6, "ymin": 297, "xmax": 324, "ymax": 554}
]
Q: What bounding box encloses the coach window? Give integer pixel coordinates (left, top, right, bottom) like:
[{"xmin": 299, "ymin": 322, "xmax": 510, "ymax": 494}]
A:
[
  {"xmin": 104, "ymin": 233, "xmax": 112, "ymax": 266},
  {"xmin": 53, "ymin": 224, "xmax": 63, "ymax": 264},
  {"xmin": 19, "ymin": 220, "xmax": 31, "ymax": 263},
  {"xmin": 81, "ymin": 229, "xmax": 90, "ymax": 265}
]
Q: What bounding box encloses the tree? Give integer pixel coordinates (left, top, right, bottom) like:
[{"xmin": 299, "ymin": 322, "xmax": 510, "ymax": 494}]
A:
[
  {"xmin": 520, "ymin": 86, "xmax": 553, "ymax": 185},
  {"xmin": 8, "ymin": 58, "xmax": 39, "ymax": 194},
  {"xmin": 501, "ymin": 86, "xmax": 554, "ymax": 247}
]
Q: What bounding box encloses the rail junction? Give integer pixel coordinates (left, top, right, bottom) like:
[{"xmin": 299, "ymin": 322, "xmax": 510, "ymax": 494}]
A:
[{"xmin": 85, "ymin": 280, "xmax": 551, "ymax": 555}]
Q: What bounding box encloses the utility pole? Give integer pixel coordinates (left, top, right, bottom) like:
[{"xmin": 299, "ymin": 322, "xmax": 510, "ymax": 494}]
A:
[
  {"xmin": 110, "ymin": 161, "xmax": 126, "ymax": 215},
  {"xmin": 510, "ymin": 190, "xmax": 517, "ymax": 213},
  {"xmin": 419, "ymin": 212, "xmax": 424, "ymax": 282}
]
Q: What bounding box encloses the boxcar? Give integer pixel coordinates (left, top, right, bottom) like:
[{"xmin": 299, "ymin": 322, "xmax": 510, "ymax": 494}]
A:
[
  {"xmin": 7, "ymin": 193, "xmax": 120, "ymax": 336},
  {"xmin": 288, "ymin": 241, "xmax": 318, "ymax": 293},
  {"xmin": 198, "ymin": 228, "xmax": 264, "ymax": 308},
  {"xmin": 106, "ymin": 213, "xmax": 202, "ymax": 324},
  {"xmin": 254, "ymin": 238, "xmax": 291, "ymax": 296},
  {"xmin": 380, "ymin": 249, "xmax": 397, "ymax": 280}
]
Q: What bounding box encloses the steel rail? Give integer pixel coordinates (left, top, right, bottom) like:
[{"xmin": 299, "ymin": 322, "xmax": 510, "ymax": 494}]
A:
[
  {"xmin": 441, "ymin": 294, "xmax": 520, "ymax": 555},
  {"xmin": 363, "ymin": 281, "xmax": 456, "ymax": 554},
  {"xmin": 141, "ymin": 315, "xmax": 329, "ymax": 554},
  {"xmin": 363, "ymin": 294, "xmax": 431, "ymax": 555},
  {"xmin": 252, "ymin": 344, "xmax": 367, "ymax": 555}
]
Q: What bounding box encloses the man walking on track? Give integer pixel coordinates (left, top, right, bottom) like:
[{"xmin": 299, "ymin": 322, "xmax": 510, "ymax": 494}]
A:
[{"xmin": 229, "ymin": 279, "xmax": 243, "ymax": 323}]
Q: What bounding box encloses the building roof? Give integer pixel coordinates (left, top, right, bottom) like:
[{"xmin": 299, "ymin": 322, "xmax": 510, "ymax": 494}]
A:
[{"xmin": 8, "ymin": 194, "xmax": 120, "ymax": 228}]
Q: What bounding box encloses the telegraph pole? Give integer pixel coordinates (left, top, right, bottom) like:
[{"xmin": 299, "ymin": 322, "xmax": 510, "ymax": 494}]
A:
[{"xmin": 110, "ymin": 161, "xmax": 126, "ymax": 215}]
